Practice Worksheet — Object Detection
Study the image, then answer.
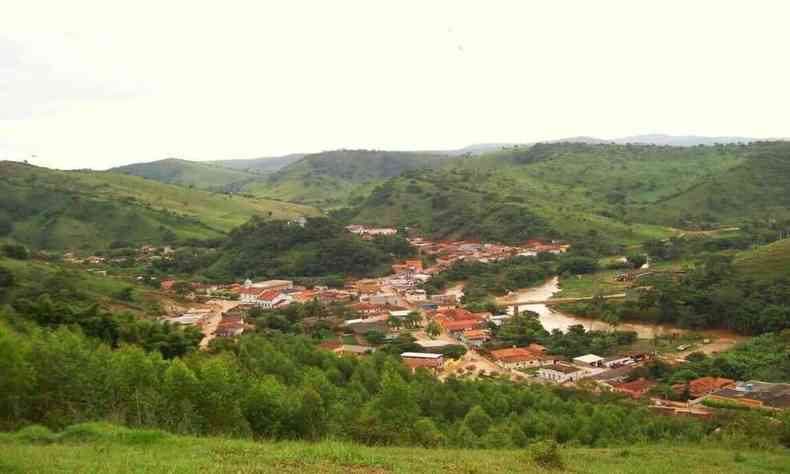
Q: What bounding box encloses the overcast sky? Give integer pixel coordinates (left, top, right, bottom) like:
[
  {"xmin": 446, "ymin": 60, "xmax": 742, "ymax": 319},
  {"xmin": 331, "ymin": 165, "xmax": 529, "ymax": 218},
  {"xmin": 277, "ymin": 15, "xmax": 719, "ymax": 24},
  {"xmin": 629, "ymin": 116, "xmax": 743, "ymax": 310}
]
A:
[{"xmin": 2, "ymin": 1, "xmax": 789, "ymax": 170}]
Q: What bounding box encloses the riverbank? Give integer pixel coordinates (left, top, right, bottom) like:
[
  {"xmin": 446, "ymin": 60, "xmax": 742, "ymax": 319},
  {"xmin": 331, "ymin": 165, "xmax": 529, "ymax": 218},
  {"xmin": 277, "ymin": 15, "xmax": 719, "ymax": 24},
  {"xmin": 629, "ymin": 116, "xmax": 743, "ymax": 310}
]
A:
[{"xmin": 497, "ymin": 278, "xmax": 745, "ymax": 352}]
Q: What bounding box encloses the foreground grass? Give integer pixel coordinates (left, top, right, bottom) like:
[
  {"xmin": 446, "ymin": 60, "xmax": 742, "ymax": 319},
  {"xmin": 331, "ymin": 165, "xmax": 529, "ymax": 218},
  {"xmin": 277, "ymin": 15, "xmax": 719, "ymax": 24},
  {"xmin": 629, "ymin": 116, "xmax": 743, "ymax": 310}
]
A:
[{"xmin": 1, "ymin": 423, "xmax": 789, "ymax": 474}]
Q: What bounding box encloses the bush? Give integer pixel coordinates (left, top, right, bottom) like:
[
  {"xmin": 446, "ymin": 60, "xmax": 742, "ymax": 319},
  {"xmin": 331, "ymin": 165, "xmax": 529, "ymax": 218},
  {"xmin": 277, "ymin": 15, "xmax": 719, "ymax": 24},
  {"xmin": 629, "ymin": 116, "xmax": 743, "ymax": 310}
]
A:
[
  {"xmin": 2, "ymin": 244, "xmax": 29, "ymax": 260},
  {"xmin": 15, "ymin": 425, "xmax": 56, "ymax": 444},
  {"xmin": 530, "ymin": 440, "xmax": 564, "ymax": 470}
]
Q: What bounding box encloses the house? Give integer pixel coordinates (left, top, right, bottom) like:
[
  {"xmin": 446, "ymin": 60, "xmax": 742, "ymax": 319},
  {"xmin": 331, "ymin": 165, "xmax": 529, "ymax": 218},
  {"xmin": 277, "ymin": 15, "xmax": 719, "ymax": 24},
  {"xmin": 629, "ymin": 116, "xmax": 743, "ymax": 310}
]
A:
[
  {"xmin": 459, "ymin": 329, "xmax": 490, "ymax": 347},
  {"xmin": 416, "ymin": 340, "xmax": 455, "ymax": 351},
  {"xmin": 673, "ymin": 377, "xmax": 736, "ymax": 399},
  {"xmin": 609, "ymin": 378, "xmax": 657, "ymax": 399},
  {"xmin": 603, "ymin": 356, "xmax": 634, "ymax": 368},
  {"xmin": 216, "ymin": 314, "xmax": 246, "ymax": 337},
  {"xmin": 401, "ymin": 352, "xmax": 444, "ymax": 373},
  {"xmin": 245, "ymin": 279, "xmax": 293, "ymax": 292},
  {"xmin": 490, "ymin": 347, "xmax": 545, "ymax": 369},
  {"xmin": 405, "ymin": 289, "xmax": 427, "ymax": 303},
  {"xmin": 704, "ymin": 381, "xmax": 790, "ymax": 410},
  {"xmin": 368, "ymin": 292, "xmax": 400, "ymax": 306},
  {"xmin": 239, "ymin": 288, "xmax": 292, "ymax": 308},
  {"xmin": 430, "ymin": 293, "xmax": 457, "ymax": 305},
  {"xmin": 572, "ymin": 354, "xmax": 605, "ymax": 368},
  {"xmin": 160, "ymin": 279, "xmax": 176, "ymax": 291},
  {"xmin": 333, "ymin": 345, "xmax": 376, "ymax": 357},
  {"xmin": 537, "ymin": 364, "xmax": 586, "ymax": 383}
]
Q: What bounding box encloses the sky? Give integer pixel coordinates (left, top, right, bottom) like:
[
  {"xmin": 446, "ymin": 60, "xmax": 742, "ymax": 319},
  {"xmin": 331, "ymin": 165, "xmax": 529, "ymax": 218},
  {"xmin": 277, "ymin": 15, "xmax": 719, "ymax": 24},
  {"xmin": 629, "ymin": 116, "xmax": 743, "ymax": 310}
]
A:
[{"xmin": 1, "ymin": 0, "xmax": 789, "ymax": 170}]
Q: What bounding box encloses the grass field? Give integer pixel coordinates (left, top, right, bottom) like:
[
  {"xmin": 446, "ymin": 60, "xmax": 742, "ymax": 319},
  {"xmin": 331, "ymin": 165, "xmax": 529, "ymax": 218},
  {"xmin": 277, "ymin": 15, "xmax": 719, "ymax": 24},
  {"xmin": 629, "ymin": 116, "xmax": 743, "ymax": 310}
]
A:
[
  {"xmin": 1, "ymin": 423, "xmax": 788, "ymax": 474},
  {"xmin": 735, "ymin": 238, "xmax": 790, "ymax": 282}
]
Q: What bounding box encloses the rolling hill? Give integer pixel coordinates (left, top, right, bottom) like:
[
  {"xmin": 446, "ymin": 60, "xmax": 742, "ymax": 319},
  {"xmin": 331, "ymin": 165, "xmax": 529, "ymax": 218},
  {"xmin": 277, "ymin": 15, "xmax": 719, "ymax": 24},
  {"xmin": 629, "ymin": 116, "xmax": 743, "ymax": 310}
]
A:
[
  {"xmin": 630, "ymin": 142, "xmax": 790, "ymax": 227},
  {"xmin": 244, "ymin": 150, "xmax": 451, "ymax": 208},
  {"xmin": 210, "ymin": 154, "xmax": 305, "ymax": 173},
  {"xmin": 0, "ymin": 161, "xmax": 318, "ymax": 251},
  {"xmin": 111, "ymin": 158, "xmax": 263, "ymax": 191}
]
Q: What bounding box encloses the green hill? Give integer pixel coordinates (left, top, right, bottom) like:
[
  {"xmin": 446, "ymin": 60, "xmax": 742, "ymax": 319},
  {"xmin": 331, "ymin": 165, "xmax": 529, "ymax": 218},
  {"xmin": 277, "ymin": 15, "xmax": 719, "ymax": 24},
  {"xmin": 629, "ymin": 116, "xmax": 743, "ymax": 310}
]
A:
[
  {"xmin": 245, "ymin": 150, "xmax": 450, "ymax": 208},
  {"xmin": 0, "ymin": 161, "xmax": 318, "ymax": 250},
  {"xmin": 735, "ymin": 238, "xmax": 790, "ymax": 282},
  {"xmin": 629, "ymin": 142, "xmax": 790, "ymax": 228},
  {"xmin": 349, "ymin": 142, "xmax": 790, "ymax": 244},
  {"xmin": 2, "ymin": 424, "xmax": 789, "ymax": 474},
  {"xmin": 349, "ymin": 167, "xmax": 672, "ymax": 245},
  {"xmin": 111, "ymin": 158, "xmax": 263, "ymax": 191},
  {"xmin": 210, "ymin": 154, "xmax": 305, "ymax": 173}
]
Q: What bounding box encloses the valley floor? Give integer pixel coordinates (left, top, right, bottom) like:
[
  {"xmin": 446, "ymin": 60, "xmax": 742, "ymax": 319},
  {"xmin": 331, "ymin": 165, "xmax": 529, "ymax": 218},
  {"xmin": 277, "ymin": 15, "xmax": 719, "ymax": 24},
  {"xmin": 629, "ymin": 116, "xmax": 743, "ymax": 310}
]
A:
[{"xmin": 1, "ymin": 426, "xmax": 789, "ymax": 474}]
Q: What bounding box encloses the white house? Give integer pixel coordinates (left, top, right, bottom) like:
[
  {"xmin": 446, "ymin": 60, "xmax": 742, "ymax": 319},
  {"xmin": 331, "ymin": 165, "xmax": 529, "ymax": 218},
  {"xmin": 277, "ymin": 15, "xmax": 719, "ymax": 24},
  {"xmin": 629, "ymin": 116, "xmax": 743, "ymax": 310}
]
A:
[{"xmin": 537, "ymin": 364, "xmax": 586, "ymax": 383}]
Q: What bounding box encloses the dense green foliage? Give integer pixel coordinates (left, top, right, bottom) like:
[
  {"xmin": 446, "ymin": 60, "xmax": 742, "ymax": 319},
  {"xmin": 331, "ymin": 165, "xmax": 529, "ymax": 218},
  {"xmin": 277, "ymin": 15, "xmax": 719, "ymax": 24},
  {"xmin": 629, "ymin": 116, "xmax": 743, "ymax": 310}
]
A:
[
  {"xmin": 157, "ymin": 217, "xmax": 416, "ymax": 281},
  {"xmin": 629, "ymin": 256, "xmax": 790, "ymax": 334},
  {"xmin": 490, "ymin": 313, "xmax": 637, "ymax": 358},
  {"xmin": 247, "ymin": 150, "xmax": 449, "ymax": 208},
  {"xmin": 3, "ymin": 322, "xmax": 788, "ymax": 450}
]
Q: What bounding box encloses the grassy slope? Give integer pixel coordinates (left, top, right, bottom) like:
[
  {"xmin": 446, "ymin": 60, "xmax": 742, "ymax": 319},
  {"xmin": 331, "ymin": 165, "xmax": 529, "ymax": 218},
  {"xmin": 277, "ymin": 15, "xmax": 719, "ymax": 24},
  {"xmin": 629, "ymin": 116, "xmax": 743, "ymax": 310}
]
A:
[
  {"xmin": 111, "ymin": 158, "xmax": 261, "ymax": 190},
  {"xmin": 246, "ymin": 150, "xmax": 449, "ymax": 208},
  {"xmin": 0, "ymin": 161, "xmax": 318, "ymax": 250},
  {"xmin": 210, "ymin": 154, "xmax": 305, "ymax": 173},
  {"xmin": 631, "ymin": 142, "xmax": 790, "ymax": 226},
  {"xmin": 0, "ymin": 256, "xmax": 161, "ymax": 315},
  {"xmin": 2, "ymin": 424, "xmax": 788, "ymax": 474},
  {"xmin": 735, "ymin": 238, "xmax": 790, "ymax": 282},
  {"xmin": 351, "ymin": 169, "xmax": 672, "ymax": 245}
]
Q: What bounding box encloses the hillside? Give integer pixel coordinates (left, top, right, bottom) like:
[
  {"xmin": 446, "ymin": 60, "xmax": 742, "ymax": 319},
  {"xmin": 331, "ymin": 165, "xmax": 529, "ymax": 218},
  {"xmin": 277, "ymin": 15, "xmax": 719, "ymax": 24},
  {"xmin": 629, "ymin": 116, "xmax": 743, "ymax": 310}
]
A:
[
  {"xmin": 245, "ymin": 150, "xmax": 450, "ymax": 208},
  {"xmin": 630, "ymin": 142, "xmax": 790, "ymax": 227},
  {"xmin": 735, "ymin": 238, "xmax": 790, "ymax": 282},
  {"xmin": 210, "ymin": 154, "xmax": 305, "ymax": 173},
  {"xmin": 0, "ymin": 161, "xmax": 318, "ymax": 250},
  {"xmin": 3, "ymin": 425, "xmax": 789, "ymax": 474},
  {"xmin": 0, "ymin": 255, "xmax": 163, "ymax": 315},
  {"xmin": 111, "ymin": 158, "xmax": 263, "ymax": 191},
  {"xmin": 349, "ymin": 142, "xmax": 790, "ymax": 244}
]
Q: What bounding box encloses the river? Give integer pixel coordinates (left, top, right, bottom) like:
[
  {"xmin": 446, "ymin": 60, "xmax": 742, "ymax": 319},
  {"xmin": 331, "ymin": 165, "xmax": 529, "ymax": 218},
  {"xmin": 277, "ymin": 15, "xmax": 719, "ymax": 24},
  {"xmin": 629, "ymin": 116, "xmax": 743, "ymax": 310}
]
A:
[{"xmin": 501, "ymin": 277, "xmax": 689, "ymax": 338}]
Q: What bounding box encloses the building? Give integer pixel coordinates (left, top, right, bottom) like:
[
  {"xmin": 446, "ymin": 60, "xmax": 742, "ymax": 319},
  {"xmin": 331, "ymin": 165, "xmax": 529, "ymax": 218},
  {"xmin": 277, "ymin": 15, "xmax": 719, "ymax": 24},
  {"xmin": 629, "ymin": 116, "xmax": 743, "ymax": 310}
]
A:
[
  {"xmin": 490, "ymin": 347, "xmax": 545, "ymax": 369},
  {"xmin": 333, "ymin": 345, "xmax": 376, "ymax": 357},
  {"xmin": 459, "ymin": 329, "xmax": 490, "ymax": 348},
  {"xmin": 573, "ymin": 354, "xmax": 605, "ymax": 368},
  {"xmin": 704, "ymin": 381, "xmax": 790, "ymax": 410},
  {"xmin": 244, "ymin": 279, "xmax": 293, "ymax": 292},
  {"xmin": 401, "ymin": 352, "xmax": 444, "ymax": 373},
  {"xmin": 368, "ymin": 292, "xmax": 401, "ymax": 306},
  {"xmin": 537, "ymin": 364, "xmax": 586, "ymax": 383}
]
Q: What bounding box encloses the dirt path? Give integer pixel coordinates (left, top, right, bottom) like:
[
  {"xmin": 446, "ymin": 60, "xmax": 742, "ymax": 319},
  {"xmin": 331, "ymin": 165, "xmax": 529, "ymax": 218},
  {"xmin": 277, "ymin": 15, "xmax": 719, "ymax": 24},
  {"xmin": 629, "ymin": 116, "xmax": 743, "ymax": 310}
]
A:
[{"xmin": 199, "ymin": 300, "xmax": 241, "ymax": 350}]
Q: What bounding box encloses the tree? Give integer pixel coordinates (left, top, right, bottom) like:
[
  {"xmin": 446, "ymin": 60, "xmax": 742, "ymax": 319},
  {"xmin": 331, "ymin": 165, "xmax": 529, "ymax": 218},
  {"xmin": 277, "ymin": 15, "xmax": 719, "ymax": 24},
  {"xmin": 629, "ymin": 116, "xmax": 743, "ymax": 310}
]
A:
[
  {"xmin": 426, "ymin": 320, "xmax": 441, "ymax": 339},
  {"xmin": 0, "ymin": 266, "xmax": 14, "ymax": 296},
  {"xmin": 115, "ymin": 287, "xmax": 135, "ymax": 302},
  {"xmin": 2, "ymin": 244, "xmax": 29, "ymax": 260},
  {"xmin": 413, "ymin": 417, "xmax": 443, "ymax": 447},
  {"xmin": 463, "ymin": 405, "xmax": 492, "ymax": 437}
]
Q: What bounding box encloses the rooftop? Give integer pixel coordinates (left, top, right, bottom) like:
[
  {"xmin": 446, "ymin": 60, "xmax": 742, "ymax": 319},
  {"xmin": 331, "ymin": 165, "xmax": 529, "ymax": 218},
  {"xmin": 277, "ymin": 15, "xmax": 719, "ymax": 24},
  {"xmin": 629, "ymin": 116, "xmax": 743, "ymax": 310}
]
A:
[{"xmin": 401, "ymin": 352, "xmax": 443, "ymax": 359}]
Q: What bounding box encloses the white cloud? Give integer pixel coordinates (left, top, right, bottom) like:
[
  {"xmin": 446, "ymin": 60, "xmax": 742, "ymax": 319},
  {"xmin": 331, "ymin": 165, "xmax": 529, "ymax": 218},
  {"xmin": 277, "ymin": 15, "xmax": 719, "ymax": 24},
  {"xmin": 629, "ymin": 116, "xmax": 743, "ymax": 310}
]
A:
[{"xmin": 1, "ymin": 0, "xmax": 789, "ymax": 169}]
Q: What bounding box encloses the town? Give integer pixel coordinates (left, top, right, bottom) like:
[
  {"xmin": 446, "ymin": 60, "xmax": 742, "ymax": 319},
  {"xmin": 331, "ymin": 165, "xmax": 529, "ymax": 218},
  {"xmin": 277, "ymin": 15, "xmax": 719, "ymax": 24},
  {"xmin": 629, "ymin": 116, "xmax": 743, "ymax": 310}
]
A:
[{"xmin": 63, "ymin": 224, "xmax": 786, "ymax": 418}]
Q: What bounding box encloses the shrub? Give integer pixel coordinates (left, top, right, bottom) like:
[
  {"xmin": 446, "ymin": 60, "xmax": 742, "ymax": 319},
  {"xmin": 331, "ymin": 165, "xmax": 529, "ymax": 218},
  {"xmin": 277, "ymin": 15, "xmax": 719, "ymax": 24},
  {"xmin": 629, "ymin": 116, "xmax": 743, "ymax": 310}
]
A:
[
  {"xmin": 15, "ymin": 425, "xmax": 56, "ymax": 444},
  {"xmin": 530, "ymin": 440, "xmax": 564, "ymax": 470}
]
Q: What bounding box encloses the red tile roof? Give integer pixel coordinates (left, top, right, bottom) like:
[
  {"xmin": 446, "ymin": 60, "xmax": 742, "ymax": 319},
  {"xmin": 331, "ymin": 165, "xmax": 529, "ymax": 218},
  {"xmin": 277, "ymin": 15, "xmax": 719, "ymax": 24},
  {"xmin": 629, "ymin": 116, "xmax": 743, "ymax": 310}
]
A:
[{"xmin": 490, "ymin": 347, "xmax": 542, "ymax": 363}]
